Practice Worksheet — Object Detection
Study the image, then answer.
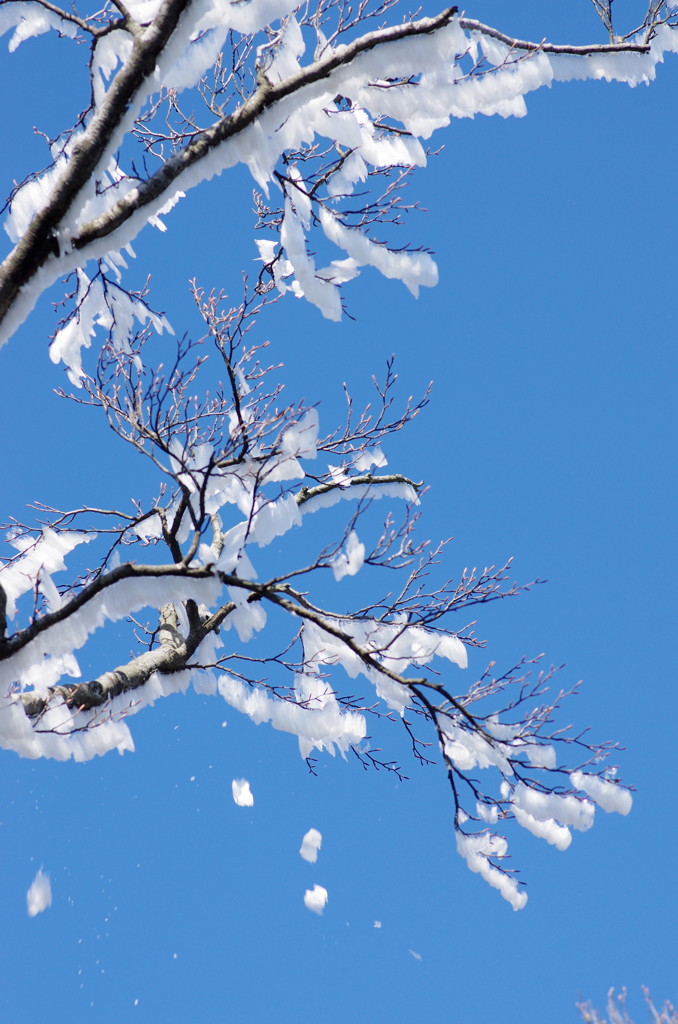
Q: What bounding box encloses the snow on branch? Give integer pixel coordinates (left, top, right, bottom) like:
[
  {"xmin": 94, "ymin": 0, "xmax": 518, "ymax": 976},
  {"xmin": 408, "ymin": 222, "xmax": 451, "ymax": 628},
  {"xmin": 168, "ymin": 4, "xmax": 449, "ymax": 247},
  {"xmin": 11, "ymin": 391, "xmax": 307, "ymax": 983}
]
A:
[
  {"xmin": 0, "ymin": 290, "xmax": 632, "ymax": 901},
  {"xmin": 1, "ymin": 1, "xmax": 677, "ymax": 344}
]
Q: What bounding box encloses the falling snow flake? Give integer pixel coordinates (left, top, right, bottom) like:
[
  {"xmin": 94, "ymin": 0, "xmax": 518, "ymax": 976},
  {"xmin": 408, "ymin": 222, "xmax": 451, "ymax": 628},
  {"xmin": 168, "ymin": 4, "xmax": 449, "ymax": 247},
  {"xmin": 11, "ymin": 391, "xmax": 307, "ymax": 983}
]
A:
[
  {"xmin": 26, "ymin": 869, "xmax": 52, "ymax": 917},
  {"xmin": 303, "ymin": 884, "xmax": 328, "ymax": 915},
  {"xmin": 299, "ymin": 827, "xmax": 322, "ymax": 863},
  {"xmin": 232, "ymin": 778, "xmax": 254, "ymax": 807}
]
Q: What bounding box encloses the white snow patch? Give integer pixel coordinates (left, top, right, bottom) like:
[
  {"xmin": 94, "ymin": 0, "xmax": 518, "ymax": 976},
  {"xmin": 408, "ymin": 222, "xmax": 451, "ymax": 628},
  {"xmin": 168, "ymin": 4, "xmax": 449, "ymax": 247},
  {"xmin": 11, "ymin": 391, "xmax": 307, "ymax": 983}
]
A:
[
  {"xmin": 26, "ymin": 869, "xmax": 52, "ymax": 917},
  {"xmin": 231, "ymin": 778, "xmax": 254, "ymax": 807},
  {"xmin": 331, "ymin": 530, "xmax": 365, "ymax": 581},
  {"xmin": 281, "ymin": 408, "xmax": 319, "ymax": 460},
  {"xmin": 0, "ymin": 527, "xmax": 95, "ymax": 619},
  {"xmin": 0, "ymin": 3, "xmax": 77, "ymax": 53},
  {"xmin": 299, "ymin": 617, "xmax": 466, "ymax": 717},
  {"xmin": 442, "ymin": 723, "xmax": 510, "ymax": 774},
  {"xmin": 570, "ymin": 771, "xmax": 633, "ymax": 815},
  {"xmin": 511, "ymin": 783, "xmax": 595, "ymax": 832},
  {"xmin": 320, "ymin": 207, "xmax": 438, "ymax": 298},
  {"xmin": 218, "ymin": 675, "xmax": 366, "ymax": 759},
  {"xmin": 476, "ymin": 802, "xmax": 498, "ymax": 824},
  {"xmin": 513, "ymin": 806, "xmax": 572, "ymax": 851},
  {"xmin": 250, "ymin": 493, "xmax": 302, "ymax": 547},
  {"xmin": 304, "ymin": 883, "xmax": 328, "ymax": 915},
  {"xmin": 92, "ymin": 29, "xmax": 134, "ymax": 106},
  {"xmin": 281, "ymin": 198, "xmax": 342, "ymax": 320},
  {"xmin": 299, "ymin": 827, "xmax": 322, "ymax": 863},
  {"xmin": 456, "ymin": 831, "xmax": 527, "ymax": 911},
  {"xmin": 132, "ymin": 513, "xmax": 163, "ymax": 543}
]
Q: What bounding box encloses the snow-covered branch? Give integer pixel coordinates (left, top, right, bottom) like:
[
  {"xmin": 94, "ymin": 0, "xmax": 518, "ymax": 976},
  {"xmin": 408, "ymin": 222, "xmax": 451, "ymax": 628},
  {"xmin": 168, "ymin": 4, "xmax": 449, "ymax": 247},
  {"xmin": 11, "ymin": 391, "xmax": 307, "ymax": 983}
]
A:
[
  {"xmin": 2, "ymin": 0, "xmax": 677, "ymax": 351},
  {"xmin": 0, "ymin": 0, "xmax": 651, "ymax": 905},
  {"xmin": 0, "ymin": 290, "xmax": 632, "ymax": 903},
  {"xmin": 0, "ymin": 0, "xmax": 193, "ymax": 332}
]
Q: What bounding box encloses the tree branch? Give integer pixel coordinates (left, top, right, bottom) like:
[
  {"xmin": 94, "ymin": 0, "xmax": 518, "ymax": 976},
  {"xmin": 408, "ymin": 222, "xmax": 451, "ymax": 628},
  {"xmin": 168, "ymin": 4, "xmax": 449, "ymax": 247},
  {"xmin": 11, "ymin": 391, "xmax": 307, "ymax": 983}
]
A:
[
  {"xmin": 456, "ymin": 16, "xmax": 653, "ymax": 55},
  {"xmin": 0, "ymin": 0, "xmax": 193, "ymax": 330},
  {"xmin": 68, "ymin": 6, "xmax": 461, "ymax": 253},
  {"xmin": 0, "ymin": 1, "xmax": 670, "ymax": 345}
]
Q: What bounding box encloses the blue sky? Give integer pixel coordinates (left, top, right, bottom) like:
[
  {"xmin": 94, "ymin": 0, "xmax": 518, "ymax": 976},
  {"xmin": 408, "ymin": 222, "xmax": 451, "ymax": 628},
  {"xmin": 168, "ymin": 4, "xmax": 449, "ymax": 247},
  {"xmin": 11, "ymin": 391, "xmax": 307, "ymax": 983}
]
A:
[{"xmin": 0, "ymin": 2, "xmax": 676, "ymax": 1021}]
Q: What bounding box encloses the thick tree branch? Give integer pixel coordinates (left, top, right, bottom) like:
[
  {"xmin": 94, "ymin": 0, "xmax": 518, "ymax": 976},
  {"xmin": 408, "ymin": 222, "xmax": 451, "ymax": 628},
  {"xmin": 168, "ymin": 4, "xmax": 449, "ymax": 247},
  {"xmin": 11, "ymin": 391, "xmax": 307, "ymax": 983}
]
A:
[
  {"xmin": 0, "ymin": 0, "xmax": 193, "ymax": 330},
  {"xmin": 21, "ymin": 602, "xmax": 191, "ymax": 714},
  {"xmin": 69, "ymin": 6, "xmax": 461, "ymax": 252},
  {"xmin": 0, "ymin": 1, "xmax": 668, "ymax": 345},
  {"xmin": 71, "ymin": 8, "xmax": 656, "ymax": 256},
  {"xmin": 0, "ymin": 558, "xmax": 216, "ymax": 663}
]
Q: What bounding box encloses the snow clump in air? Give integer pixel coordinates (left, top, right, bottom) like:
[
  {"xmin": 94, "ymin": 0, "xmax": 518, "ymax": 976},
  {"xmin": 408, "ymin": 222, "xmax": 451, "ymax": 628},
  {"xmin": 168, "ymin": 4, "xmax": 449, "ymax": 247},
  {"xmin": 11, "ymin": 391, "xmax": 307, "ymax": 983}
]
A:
[
  {"xmin": 26, "ymin": 869, "xmax": 52, "ymax": 917},
  {"xmin": 303, "ymin": 884, "xmax": 328, "ymax": 915},
  {"xmin": 299, "ymin": 828, "xmax": 322, "ymax": 863},
  {"xmin": 231, "ymin": 778, "xmax": 254, "ymax": 807}
]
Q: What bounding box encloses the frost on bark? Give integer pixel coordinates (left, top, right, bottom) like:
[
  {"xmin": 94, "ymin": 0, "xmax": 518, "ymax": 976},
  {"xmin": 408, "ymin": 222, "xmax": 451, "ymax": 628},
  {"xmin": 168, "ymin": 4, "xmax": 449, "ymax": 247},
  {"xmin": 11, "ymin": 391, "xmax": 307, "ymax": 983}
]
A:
[{"xmin": 0, "ymin": 0, "xmax": 668, "ymax": 905}]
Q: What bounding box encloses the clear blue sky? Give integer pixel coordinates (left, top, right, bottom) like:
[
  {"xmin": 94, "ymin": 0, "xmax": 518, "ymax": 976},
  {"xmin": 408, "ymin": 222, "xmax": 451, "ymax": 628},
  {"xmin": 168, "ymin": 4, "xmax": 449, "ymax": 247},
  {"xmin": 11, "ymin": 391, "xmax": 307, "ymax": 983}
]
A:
[{"xmin": 0, "ymin": 2, "xmax": 676, "ymax": 1021}]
